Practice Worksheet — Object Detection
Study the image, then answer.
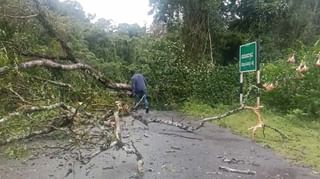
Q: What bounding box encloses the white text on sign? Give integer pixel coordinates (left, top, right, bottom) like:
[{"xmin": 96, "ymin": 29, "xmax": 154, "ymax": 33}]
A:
[
  {"xmin": 241, "ymin": 61, "xmax": 254, "ymax": 67},
  {"xmin": 241, "ymin": 53, "xmax": 254, "ymax": 59}
]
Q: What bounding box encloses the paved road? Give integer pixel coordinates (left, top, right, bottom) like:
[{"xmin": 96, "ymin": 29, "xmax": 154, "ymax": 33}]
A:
[{"xmin": 0, "ymin": 110, "xmax": 319, "ymax": 179}]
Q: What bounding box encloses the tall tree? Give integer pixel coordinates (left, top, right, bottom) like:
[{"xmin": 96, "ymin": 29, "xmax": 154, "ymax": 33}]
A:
[{"xmin": 150, "ymin": 0, "xmax": 223, "ymax": 63}]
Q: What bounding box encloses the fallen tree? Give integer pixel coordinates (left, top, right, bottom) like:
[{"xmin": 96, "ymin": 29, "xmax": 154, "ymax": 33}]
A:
[
  {"xmin": 1, "ymin": 0, "xmax": 130, "ymax": 92},
  {"xmin": 0, "ymin": 1, "xmax": 140, "ymax": 173}
]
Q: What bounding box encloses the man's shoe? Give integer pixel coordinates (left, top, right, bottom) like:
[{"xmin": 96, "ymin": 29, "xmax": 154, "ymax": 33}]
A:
[{"xmin": 145, "ymin": 108, "xmax": 149, "ymax": 113}]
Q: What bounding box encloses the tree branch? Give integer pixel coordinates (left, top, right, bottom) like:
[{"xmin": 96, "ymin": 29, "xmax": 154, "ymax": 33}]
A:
[
  {"xmin": 244, "ymin": 105, "xmax": 264, "ymax": 140},
  {"xmin": 135, "ymin": 105, "xmax": 245, "ymax": 132},
  {"xmin": 32, "ymin": 76, "xmax": 73, "ymax": 89},
  {"xmin": 20, "ymin": 51, "xmax": 69, "ymax": 60},
  {"xmin": 0, "ymin": 59, "xmax": 131, "ymax": 91},
  {"xmin": 131, "ymin": 141, "xmax": 144, "ymax": 174},
  {"xmin": 18, "ymin": 59, "xmax": 92, "ymax": 70},
  {"xmin": 0, "ymin": 115, "xmax": 71, "ymax": 145},
  {"xmin": 264, "ymin": 124, "xmax": 290, "ymax": 139},
  {"xmin": 2, "ymin": 14, "xmax": 39, "ymax": 19},
  {"xmin": 0, "ymin": 102, "xmax": 76, "ymax": 124},
  {"xmin": 144, "ymin": 104, "xmax": 288, "ymax": 140},
  {"xmin": 195, "ymin": 106, "xmax": 245, "ymax": 130},
  {"xmin": 148, "ymin": 117, "xmax": 196, "ymax": 132}
]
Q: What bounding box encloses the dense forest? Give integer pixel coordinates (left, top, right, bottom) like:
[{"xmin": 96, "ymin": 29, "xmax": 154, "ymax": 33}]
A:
[{"xmin": 0, "ymin": 0, "xmax": 320, "ymax": 167}]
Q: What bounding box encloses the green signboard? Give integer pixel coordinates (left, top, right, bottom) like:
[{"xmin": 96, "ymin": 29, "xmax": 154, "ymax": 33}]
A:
[{"xmin": 239, "ymin": 42, "xmax": 257, "ymax": 72}]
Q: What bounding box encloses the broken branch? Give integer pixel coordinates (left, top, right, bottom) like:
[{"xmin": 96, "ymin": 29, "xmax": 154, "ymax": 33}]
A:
[
  {"xmin": 114, "ymin": 111, "xmax": 122, "ymax": 142},
  {"xmin": 244, "ymin": 105, "xmax": 264, "ymax": 140},
  {"xmin": 131, "ymin": 141, "xmax": 144, "ymax": 174}
]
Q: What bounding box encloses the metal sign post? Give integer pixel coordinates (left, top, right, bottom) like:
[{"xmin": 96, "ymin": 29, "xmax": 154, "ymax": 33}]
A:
[{"xmin": 239, "ymin": 41, "xmax": 260, "ymax": 106}]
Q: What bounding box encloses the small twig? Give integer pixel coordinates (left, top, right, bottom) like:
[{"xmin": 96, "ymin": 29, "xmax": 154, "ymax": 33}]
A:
[
  {"xmin": 243, "ymin": 85, "xmax": 260, "ymax": 104},
  {"xmin": 219, "ymin": 166, "xmax": 256, "ymax": 175},
  {"xmin": 222, "ymin": 157, "xmax": 245, "ymax": 164},
  {"xmin": 102, "ymin": 110, "xmax": 114, "ymax": 120},
  {"xmin": 69, "ymin": 103, "xmax": 85, "ymax": 122},
  {"xmin": 264, "ymin": 124, "xmax": 290, "ymax": 139},
  {"xmin": 158, "ymin": 132, "xmax": 202, "ymax": 141},
  {"xmin": 131, "ymin": 141, "xmax": 143, "ymax": 161},
  {"xmin": 72, "ymin": 161, "xmax": 75, "ymax": 179},
  {"xmin": 79, "ymin": 142, "xmax": 114, "ymax": 165},
  {"xmin": 65, "ymin": 168, "xmax": 73, "ymax": 177},
  {"xmin": 177, "ymin": 118, "xmax": 186, "ymax": 123},
  {"xmin": 8, "ymin": 87, "xmax": 32, "ymax": 105},
  {"xmin": 31, "ymin": 76, "xmax": 74, "ymax": 90},
  {"xmin": 41, "ymin": 143, "xmax": 73, "ymax": 150}
]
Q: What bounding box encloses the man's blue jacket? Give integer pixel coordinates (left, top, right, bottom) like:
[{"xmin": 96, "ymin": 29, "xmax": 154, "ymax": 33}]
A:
[{"xmin": 131, "ymin": 73, "xmax": 147, "ymax": 94}]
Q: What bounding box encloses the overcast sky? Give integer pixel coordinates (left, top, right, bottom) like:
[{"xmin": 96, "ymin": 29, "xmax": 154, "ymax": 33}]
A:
[{"xmin": 74, "ymin": 0, "xmax": 153, "ymax": 26}]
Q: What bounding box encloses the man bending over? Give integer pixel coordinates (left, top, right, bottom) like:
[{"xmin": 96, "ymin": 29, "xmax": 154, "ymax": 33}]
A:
[{"xmin": 131, "ymin": 73, "xmax": 149, "ymax": 113}]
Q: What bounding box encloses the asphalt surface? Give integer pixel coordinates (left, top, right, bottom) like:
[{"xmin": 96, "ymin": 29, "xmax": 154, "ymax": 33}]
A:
[{"xmin": 0, "ymin": 110, "xmax": 319, "ymax": 179}]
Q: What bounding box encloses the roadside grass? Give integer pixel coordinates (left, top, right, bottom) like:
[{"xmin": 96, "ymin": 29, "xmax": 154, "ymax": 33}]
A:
[{"xmin": 181, "ymin": 100, "xmax": 320, "ymax": 171}]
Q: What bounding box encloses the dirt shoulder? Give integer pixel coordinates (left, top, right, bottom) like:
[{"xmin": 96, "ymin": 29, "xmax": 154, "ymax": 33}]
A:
[{"xmin": 0, "ymin": 110, "xmax": 319, "ymax": 179}]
